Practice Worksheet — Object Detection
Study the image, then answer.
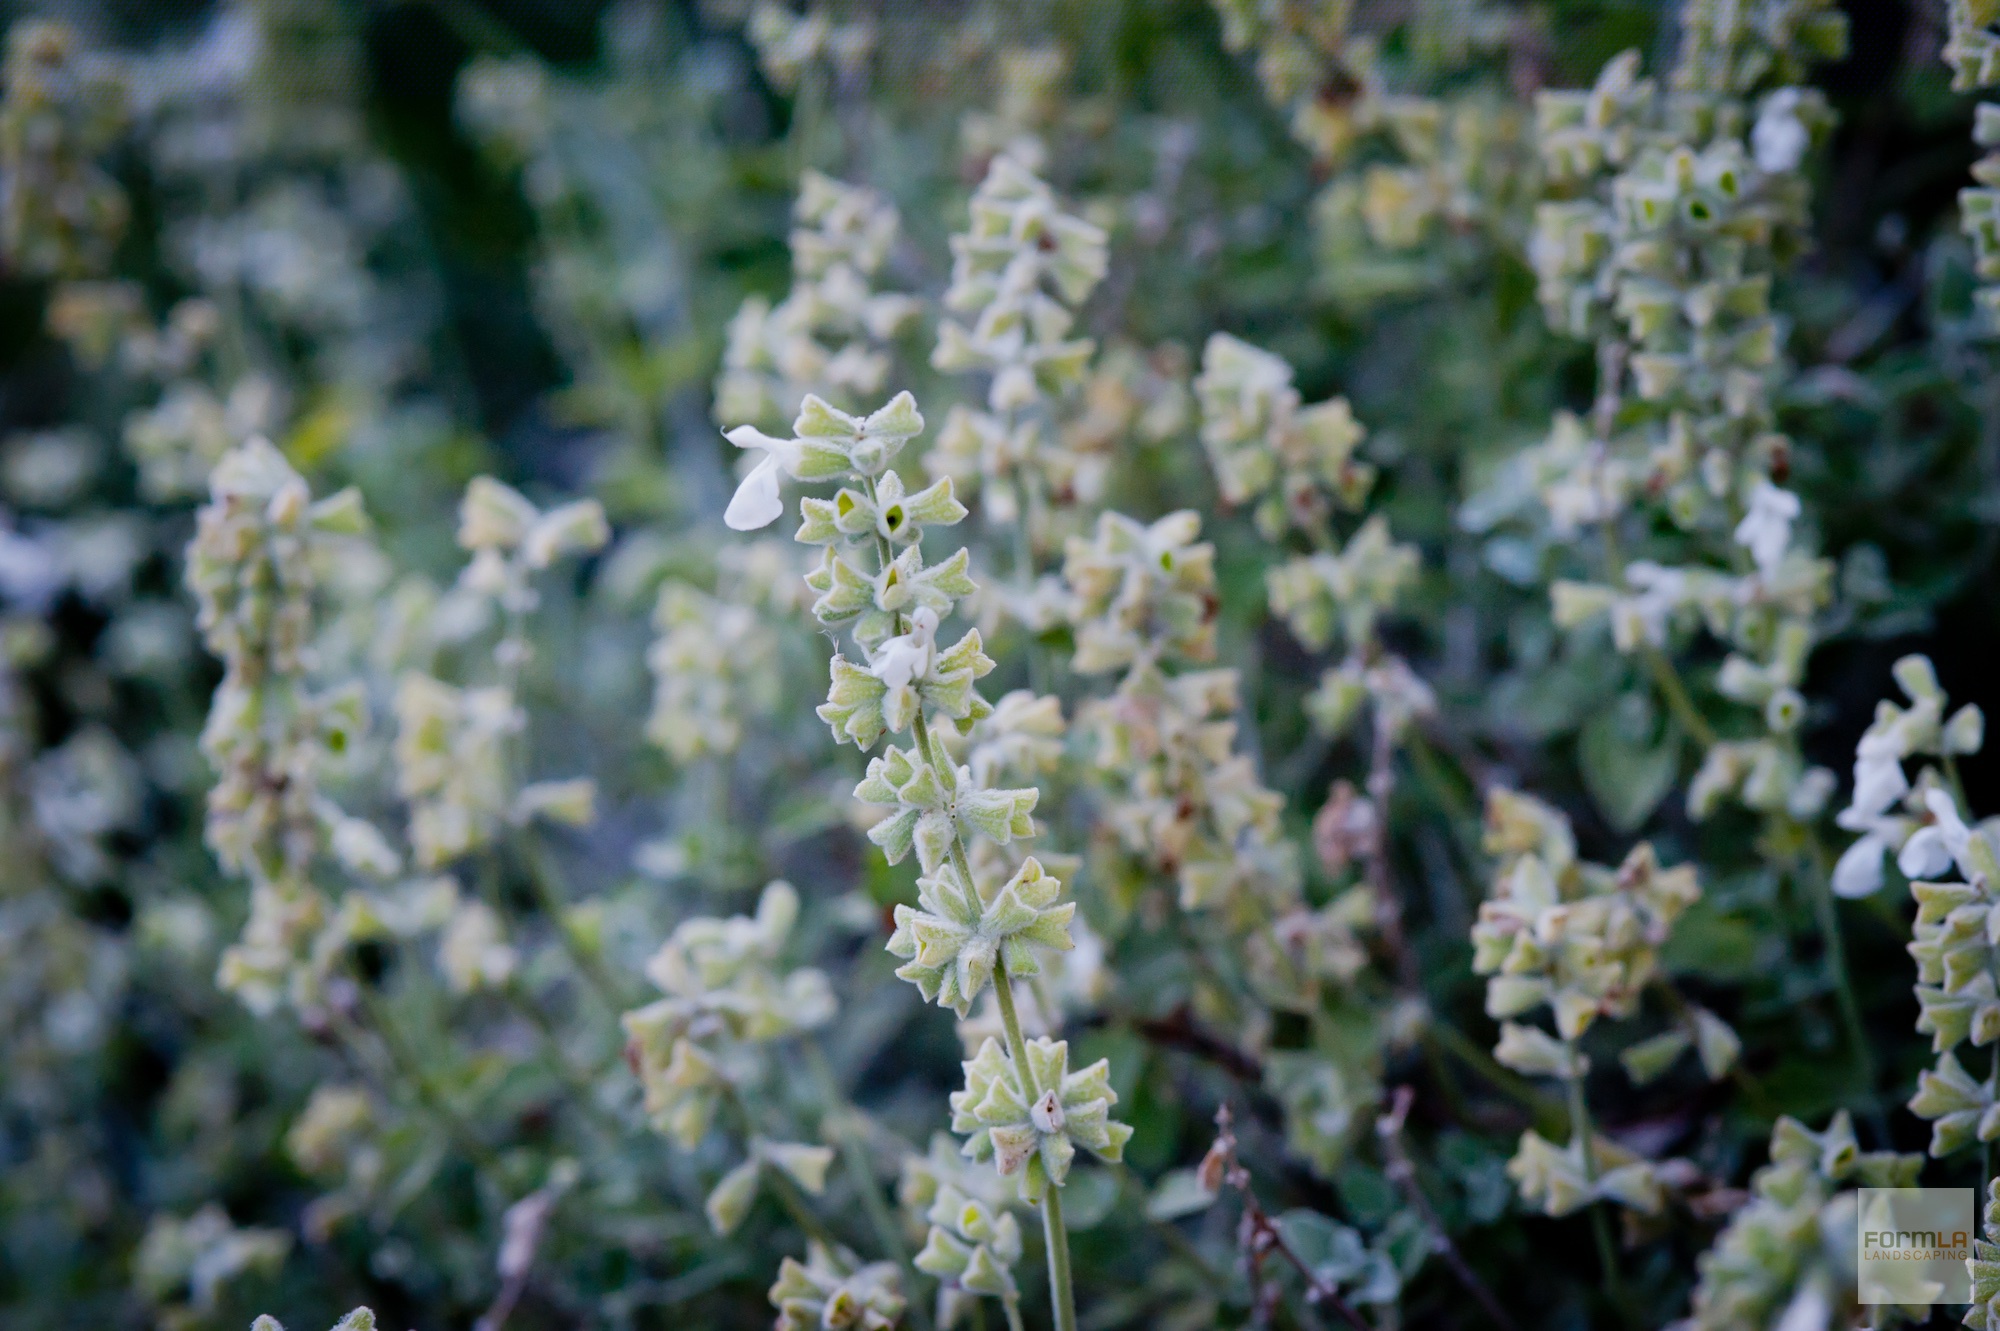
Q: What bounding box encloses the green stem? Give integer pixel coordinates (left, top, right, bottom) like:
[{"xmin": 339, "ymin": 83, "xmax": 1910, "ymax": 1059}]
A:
[
  {"xmin": 1799, "ymin": 837, "xmax": 1877, "ymax": 1101},
  {"xmin": 993, "ymin": 958, "xmax": 1076, "ymax": 1331},
  {"xmin": 1642, "ymin": 646, "xmax": 1717, "ymax": 749},
  {"xmin": 1000, "ymin": 1293, "xmax": 1027, "ymax": 1331},
  {"xmin": 1563, "ymin": 1062, "xmax": 1630, "ymax": 1326},
  {"xmin": 1038, "ymin": 1171, "xmax": 1077, "ymax": 1331},
  {"xmin": 1945, "ymin": 753, "xmax": 1972, "ymax": 814},
  {"xmin": 520, "ymin": 834, "xmax": 643, "ymax": 1014},
  {"xmin": 885, "ymin": 499, "xmax": 1074, "ymax": 1331},
  {"xmin": 767, "ymin": 1161, "xmax": 840, "ymax": 1248},
  {"xmin": 349, "ymin": 987, "xmax": 504, "ymax": 1176},
  {"xmin": 1423, "ymin": 1023, "xmax": 1567, "ymax": 1132}
]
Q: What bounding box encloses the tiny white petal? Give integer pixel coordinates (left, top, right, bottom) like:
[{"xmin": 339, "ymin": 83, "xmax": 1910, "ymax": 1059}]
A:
[{"xmin": 723, "ymin": 425, "xmax": 802, "ymax": 471}]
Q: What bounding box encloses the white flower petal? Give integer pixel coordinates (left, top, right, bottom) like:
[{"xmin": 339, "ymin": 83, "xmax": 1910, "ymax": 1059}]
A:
[
  {"xmin": 1845, "ymin": 754, "xmax": 1908, "ymax": 820},
  {"xmin": 1731, "ymin": 482, "xmax": 1799, "ymax": 578},
  {"xmin": 872, "ymin": 606, "xmax": 939, "ymax": 690},
  {"xmin": 723, "ymin": 425, "xmax": 802, "ymax": 473},
  {"xmin": 1752, "ymin": 110, "xmax": 1808, "ymax": 174},
  {"xmin": 1830, "ymin": 834, "xmax": 1885, "ymax": 899},
  {"xmin": 1897, "ymin": 826, "xmax": 1951, "ymax": 881},
  {"xmin": 724, "ymin": 453, "xmax": 786, "ymax": 531}
]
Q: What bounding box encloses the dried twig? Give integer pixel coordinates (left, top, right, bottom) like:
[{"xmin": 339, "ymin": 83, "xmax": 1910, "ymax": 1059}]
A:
[
  {"xmin": 474, "ymin": 1163, "xmax": 578, "ymax": 1331},
  {"xmin": 1134, "ymin": 1004, "xmax": 1266, "ymax": 1082},
  {"xmin": 1201, "ymin": 1105, "xmax": 1373, "ymax": 1331},
  {"xmin": 1375, "ymin": 1087, "xmax": 1519, "ymax": 1331},
  {"xmin": 1363, "ymin": 713, "xmax": 1418, "ymax": 993}
]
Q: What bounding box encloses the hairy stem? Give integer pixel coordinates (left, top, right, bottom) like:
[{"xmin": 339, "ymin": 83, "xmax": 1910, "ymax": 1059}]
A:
[
  {"xmin": 993, "ymin": 957, "xmax": 1078, "ymax": 1331},
  {"xmin": 1038, "ymin": 1170, "xmax": 1077, "ymax": 1331},
  {"xmin": 905, "ymin": 698, "xmax": 1077, "ymax": 1331}
]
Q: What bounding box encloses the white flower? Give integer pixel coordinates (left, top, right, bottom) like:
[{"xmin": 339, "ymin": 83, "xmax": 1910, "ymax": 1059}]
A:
[
  {"xmin": 1899, "ymin": 789, "xmax": 1973, "ymax": 881},
  {"xmin": 1610, "ymin": 561, "xmax": 1685, "ymax": 651},
  {"xmin": 872, "ymin": 606, "xmax": 939, "ymax": 691},
  {"xmin": 722, "ymin": 426, "xmax": 804, "ymax": 531},
  {"xmin": 1830, "ymin": 830, "xmax": 1892, "ymax": 899},
  {"xmin": 1847, "ymin": 747, "xmax": 1910, "ymax": 820},
  {"xmin": 329, "ymin": 817, "xmax": 402, "ymax": 879},
  {"xmin": 1732, "ymin": 481, "xmax": 1800, "ymax": 578},
  {"xmin": 1752, "ymin": 90, "xmax": 1809, "ymax": 175},
  {"xmin": 1788, "ymin": 766, "xmax": 1836, "ymax": 819},
  {"xmin": 1831, "ymin": 753, "xmax": 1911, "ymax": 898}
]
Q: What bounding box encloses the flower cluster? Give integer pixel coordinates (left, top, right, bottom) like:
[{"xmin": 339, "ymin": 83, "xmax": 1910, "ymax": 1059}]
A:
[
  {"xmin": 392, "ymin": 476, "xmax": 605, "ymax": 867},
  {"xmin": 925, "ymin": 152, "xmax": 1111, "ymax": 565},
  {"xmin": 744, "ymin": 4, "xmax": 876, "ymax": 95},
  {"xmin": 721, "ymin": 384, "xmax": 1122, "ymax": 1325},
  {"xmin": 1474, "ymin": 789, "xmax": 1711, "ymax": 1217},
  {"xmin": 1948, "ymin": 0, "xmax": 2000, "ymax": 321},
  {"xmin": 768, "ymin": 1241, "xmax": 906, "ymax": 1331},
  {"xmin": 1063, "ymin": 509, "xmax": 1217, "ymax": 672},
  {"xmin": 902, "ymin": 1133, "xmax": 1027, "ymax": 1328},
  {"xmin": 21, "ymin": 5, "xmax": 2000, "ymax": 1329},
  {"xmin": 1063, "ymin": 501, "xmax": 1394, "ymax": 1168},
  {"xmin": 622, "ymin": 880, "xmax": 835, "ymax": 1150},
  {"xmin": 1265, "ymin": 516, "xmax": 1418, "ymax": 658},
  {"xmin": 1194, "ymin": 332, "xmax": 1373, "ymax": 540},
  {"xmin": 623, "ymin": 881, "xmax": 838, "ymax": 1234},
  {"xmin": 1475, "ymin": 791, "xmax": 1702, "ymax": 1044},
  {"xmin": 933, "ymin": 153, "xmax": 1105, "ymax": 414},
  {"xmin": 136, "ymin": 1205, "xmax": 290, "ymax": 1328},
  {"xmin": 1832, "ymin": 654, "xmax": 1985, "ymax": 898},
  {"xmin": 1488, "ymin": 14, "xmax": 1850, "ymax": 832},
  {"xmin": 1686, "ymin": 1113, "xmax": 1921, "ymax": 1330},
  {"xmin": 452, "ymin": 475, "xmax": 611, "ymax": 656},
  {"xmin": 186, "ymin": 439, "xmax": 383, "ymax": 1013},
  {"xmin": 717, "ymin": 171, "xmax": 918, "ymax": 430},
  {"xmin": 1193, "ymin": 332, "xmax": 1430, "ymax": 766},
  {"xmin": 1064, "ymin": 510, "xmax": 1297, "ymax": 913},
  {"xmin": 0, "ymin": 21, "xmax": 127, "ymax": 279},
  {"xmin": 645, "ymin": 581, "xmax": 781, "ymax": 764},
  {"xmin": 1831, "ymin": 661, "xmax": 2000, "ymax": 1158},
  {"xmin": 1209, "ymin": 1, "xmax": 1533, "ymax": 300},
  {"xmin": 886, "ymin": 855, "xmax": 1074, "ymax": 1018},
  {"xmin": 950, "ymin": 1034, "xmax": 1132, "ymax": 1202}
]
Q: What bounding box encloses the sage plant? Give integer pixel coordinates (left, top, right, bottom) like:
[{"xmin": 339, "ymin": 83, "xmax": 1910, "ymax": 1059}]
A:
[{"xmin": 723, "ymin": 386, "xmax": 1129, "ymax": 1330}]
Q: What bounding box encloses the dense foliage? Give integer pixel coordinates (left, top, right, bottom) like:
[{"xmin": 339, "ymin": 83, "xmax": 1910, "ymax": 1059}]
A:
[{"xmin": 2, "ymin": 1, "xmax": 1998, "ymax": 1329}]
